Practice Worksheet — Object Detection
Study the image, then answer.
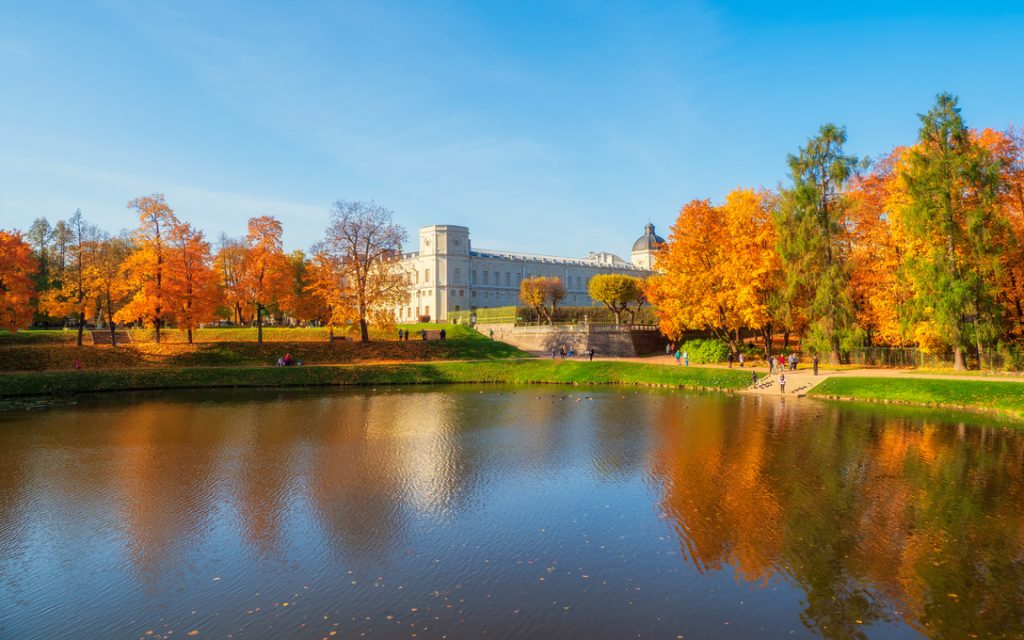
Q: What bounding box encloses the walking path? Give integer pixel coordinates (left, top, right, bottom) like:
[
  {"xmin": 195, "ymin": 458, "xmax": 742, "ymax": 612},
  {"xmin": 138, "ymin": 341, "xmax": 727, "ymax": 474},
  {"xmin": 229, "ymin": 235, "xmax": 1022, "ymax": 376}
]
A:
[{"xmin": 526, "ymin": 351, "xmax": 1024, "ymax": 398}]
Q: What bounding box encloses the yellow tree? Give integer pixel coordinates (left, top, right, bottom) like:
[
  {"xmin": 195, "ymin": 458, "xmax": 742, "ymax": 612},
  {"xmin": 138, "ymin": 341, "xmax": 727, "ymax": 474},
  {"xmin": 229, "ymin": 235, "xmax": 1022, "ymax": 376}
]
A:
[
  {"xmin": 89, "ymin": 233, "xmax": 133, "ymax": 346},
  {"xmin": 214, "ymin": 234, "xmax": 247, "ymax": 325},
  {"xmin": 0, "ymin": 230, "xmax": 38, "ymax": 332},
  {"xmin": 588, "ymin": 274, "xmax": 645, "ymax": 324},
  {"xmin": 241, "ymin": 216, "xmax": 290, "ymax": 343},
  {"xmin": 115, "ymin": 194, "xmax": 181, "ymax": 343},
  {"xmin": 305, "ymin": 250, "xmax": 359, "ymax": 338},
  {"xmin": 719, "ymin": 188, "xmax": 785, "ymax": 356},
  {"xmin": 41, "ymin": 209, "xmax": 100, "ymax": 346},
  {"xmin": 281, "ymin": 250, "xmax": 328, "ymax": 325},
  {"xmin": 168, "ymin": 222, "xmax": 221, "ymax": 343},
  {"xmin": 646, "ymin": 199, "xmax": 742, "ymax": 351}
]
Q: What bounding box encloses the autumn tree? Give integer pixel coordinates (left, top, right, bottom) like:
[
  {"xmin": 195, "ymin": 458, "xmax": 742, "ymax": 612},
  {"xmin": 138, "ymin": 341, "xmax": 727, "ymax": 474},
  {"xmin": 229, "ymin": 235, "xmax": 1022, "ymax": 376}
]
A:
[
  {"xmin": 776, "ymin": 124, "xmax": 862, "ymax": 363},
  {"xmin": 42, "ymin": 209, "xmax": 100, "ymax": 346},
  {"xmin": 646, "ymin": 199, "xmax": 743, "ymax": 351},
  {"xmin": 897, "ymin": 94, "xmax": 1004, "ymax": 369},
  {"xmin": 241, "ymin": 216, "xmax": 290, "ymax": 343},
  {"xmin": 215, "ymin": 233, "xmax": 247, "ymax": 325},
  {"xmin": 25, "ymin": 217, "xmax": 53, "ymax": 322},
  {"xmin": 90, "ymin": 233, "xmax": 132, "ymax": 346},
  {"xmin": 0, "ymin": 230, "xmax": 38, "ymax": 332},
  {"xmin": 519, "ymin": 276, "xmax": 565, "ymax": 324},
  {"xmin": 281, "ymin": 250, "xmax": 327, "ymax": 325},
  {"xmin": 115, "ymin": 194, "xmax": 180, "ymax": 343},
  {"xmin": 720, "ymin": 188, "xmax": 785, "ymax": 356},
  {"xmin": 312, "ymin": 201, "xmax": 408, "ymax": 342},
  {"xmin": 588, "ymin": 274, "xmax": 645, "ymax": 324},
  {"xmin": 168, "ymin": 222, "xmax": 220, "ymax": 343}
]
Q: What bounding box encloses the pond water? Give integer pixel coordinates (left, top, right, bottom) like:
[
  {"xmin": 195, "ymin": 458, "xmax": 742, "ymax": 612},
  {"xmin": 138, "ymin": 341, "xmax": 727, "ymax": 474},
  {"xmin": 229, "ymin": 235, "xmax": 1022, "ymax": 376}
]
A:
[{"xmin": 1, "ymin": 386, "xmax": 1022, "ymax": 639}]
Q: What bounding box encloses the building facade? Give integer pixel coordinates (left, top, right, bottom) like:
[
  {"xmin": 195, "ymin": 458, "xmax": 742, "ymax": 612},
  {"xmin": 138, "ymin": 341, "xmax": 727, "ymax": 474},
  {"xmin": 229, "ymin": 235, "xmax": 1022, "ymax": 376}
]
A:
[{"xmin": 396, "ymin": 223, "xmax": 664, "ymax": 322}]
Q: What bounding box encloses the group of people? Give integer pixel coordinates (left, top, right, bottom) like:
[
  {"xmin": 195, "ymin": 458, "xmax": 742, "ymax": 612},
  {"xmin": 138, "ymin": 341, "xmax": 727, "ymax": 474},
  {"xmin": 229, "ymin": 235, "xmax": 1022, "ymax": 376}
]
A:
[
  {"xmin": 551, "ymin": 345, "xmax": 596, "ymax": 360},
  {"xmin": 276, "ymin": 353, "xmax": 299, "ymax": 367},
  {"xmin": 396, "ymin": 328, "xmax": 445, "ymax": 341}
]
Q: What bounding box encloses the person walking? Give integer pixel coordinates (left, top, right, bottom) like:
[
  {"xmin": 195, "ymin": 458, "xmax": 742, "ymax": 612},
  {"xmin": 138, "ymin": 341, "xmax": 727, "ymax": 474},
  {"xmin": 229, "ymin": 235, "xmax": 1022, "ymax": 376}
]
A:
[
  {"xmin": 552, "ymin": 347, "xmax": 558, "ymax": 359},
  {"xmin": 779, "ymin": 372, "xmax": 786, "ymax": 394},
  {"xmin": 489, "ymin": 329, "xmax": 494, "ymax": 340},
  {"xmin": 666, "ymin": 342, "xmax": 672, "ymax": 356},
  {"xmin": 813, "ymin": 353, "xmax": 819, "ymax": 376},
  {"xmin": 560, "ymin": 346, "xmax": 567, "ymax": 359},
  {"xmin": 588, "ymin": 347, "xmax": 596, "ymax": 361},
  {"xmin": 674, "ymin": 349, "xmax": 682, "ymax": 365},
  {"xmin": 727, "ymin": 352, "xmax": 734, "ymax": 368},
  {"xmin": 751, "ymin": 370, "xmax": 757, "ymax": 385},
  {"xmin": 683, "ymin": 350, "xmax": 689, "ymax": 367},
  {"xmin": 738, "ymin": 352, "xmax": 744, "ymax": 368},
  {"xmin": 440, "ymin": 328, "xmax": 446, "ymax": 340}
]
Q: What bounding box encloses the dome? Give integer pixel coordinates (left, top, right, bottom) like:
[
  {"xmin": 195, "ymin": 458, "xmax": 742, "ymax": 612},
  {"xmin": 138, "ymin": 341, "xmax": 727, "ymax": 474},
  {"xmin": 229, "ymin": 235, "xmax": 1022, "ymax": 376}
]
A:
[{"xmin": 631, "ymin": 223, "xmax": 665, "ymax": 252}]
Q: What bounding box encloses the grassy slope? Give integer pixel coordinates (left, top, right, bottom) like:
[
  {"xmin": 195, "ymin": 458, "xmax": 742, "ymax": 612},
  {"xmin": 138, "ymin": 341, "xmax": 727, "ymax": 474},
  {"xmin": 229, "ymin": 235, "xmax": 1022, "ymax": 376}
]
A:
[
  {"xmin": 0, "ymin": 324, "xmax": 481, "ymax": 344},
  {"xmin": 0, "ymin": 360, "xmax": 753, "ymax": 397},
  {"xmin": 809, "ymin": 376, "xmax": 1024, "ymax": 418},
  {"xmin": 0, "ymin": 325, "xmax": 525, "ymax": 372}
]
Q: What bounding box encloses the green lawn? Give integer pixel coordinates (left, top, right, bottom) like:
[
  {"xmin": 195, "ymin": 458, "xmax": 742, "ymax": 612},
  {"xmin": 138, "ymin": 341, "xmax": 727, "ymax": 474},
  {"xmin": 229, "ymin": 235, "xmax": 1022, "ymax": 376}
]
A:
[
  {"xmin": 0, "ymin": 360, "xmax": 752, "ymax": 397},
  {"xmin": 809, "ymin": 376, "xmax": 1024, "ymax": 418}
]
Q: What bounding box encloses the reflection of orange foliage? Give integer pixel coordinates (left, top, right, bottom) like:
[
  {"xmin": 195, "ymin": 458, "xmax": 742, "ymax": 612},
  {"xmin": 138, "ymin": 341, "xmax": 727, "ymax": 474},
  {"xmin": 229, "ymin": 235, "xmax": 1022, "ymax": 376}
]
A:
[{"xmin": 0, "ymin": 229, "xmax": 37, "ymax": 331}]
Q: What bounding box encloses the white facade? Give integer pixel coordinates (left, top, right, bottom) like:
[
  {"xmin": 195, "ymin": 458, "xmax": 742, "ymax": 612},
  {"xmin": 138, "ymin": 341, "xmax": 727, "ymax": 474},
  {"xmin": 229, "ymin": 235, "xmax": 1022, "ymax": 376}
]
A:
[{"xmin": 396, "ymin": 224, "xmax": 661, "ymax": 322}]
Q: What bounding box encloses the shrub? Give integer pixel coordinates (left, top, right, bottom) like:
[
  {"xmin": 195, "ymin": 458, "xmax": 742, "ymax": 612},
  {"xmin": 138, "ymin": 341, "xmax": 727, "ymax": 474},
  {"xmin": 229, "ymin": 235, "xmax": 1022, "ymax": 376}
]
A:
[
  {"xmin": 418, "ymin": 315, "xmax": 431, "ymax": 323},
  {"xmin": 679, "ymin": 338, "xmax": 729, "ymax": 364}
]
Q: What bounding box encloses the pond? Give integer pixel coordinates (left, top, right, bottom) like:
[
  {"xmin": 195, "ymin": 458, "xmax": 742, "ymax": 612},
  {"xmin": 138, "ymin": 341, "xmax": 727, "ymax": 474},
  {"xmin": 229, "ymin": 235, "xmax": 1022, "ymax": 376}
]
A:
[{"xmin": 1, "ymin": 386, "xmax": 1022, "ymax": 639}]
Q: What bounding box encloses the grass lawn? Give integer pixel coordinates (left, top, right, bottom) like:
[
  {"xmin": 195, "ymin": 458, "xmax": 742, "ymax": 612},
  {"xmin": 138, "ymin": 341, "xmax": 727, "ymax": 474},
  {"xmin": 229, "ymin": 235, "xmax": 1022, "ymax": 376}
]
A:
[
  {"xmin": 809, "ymin": 376, "xmax": 1024, "ymax": 418},
  {"xmin": 0, "ymin": 324, "xmax": 526, "ymax": 372},
  {"xmin": 0, "ymin": 360, "xmax": 754, "ymax": 397}
]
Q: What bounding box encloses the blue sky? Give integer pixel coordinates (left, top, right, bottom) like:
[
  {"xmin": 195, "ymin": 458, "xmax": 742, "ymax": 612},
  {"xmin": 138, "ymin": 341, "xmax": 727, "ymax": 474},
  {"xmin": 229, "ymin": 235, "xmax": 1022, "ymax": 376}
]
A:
[{"xmin": 1, "ymin": 1, "xmax": 1022, "ymax": 256}]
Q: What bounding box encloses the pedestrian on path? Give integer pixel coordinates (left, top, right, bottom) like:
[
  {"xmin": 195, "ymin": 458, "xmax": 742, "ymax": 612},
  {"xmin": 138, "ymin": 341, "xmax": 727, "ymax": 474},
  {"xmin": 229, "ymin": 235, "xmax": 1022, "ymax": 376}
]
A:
[
  {"xmin": 588, "ymin": 347, "xmax": 596, "ymax": 361},
  {"xmin": 727, "ymin": 352, "xmax": 734, "ymax": 368},
  {"xmin": 738, "ymin": 352, "xmax": 744, "ymax": 368},
  {"xmin": 683, "ymin": 350, "xmax": 689, "ymax": 366},
  {"xmin": 674, "ymin": 349, "xmax": 682, "ymax": 365},
  {"xmin": 813, "ymin": 354, "xmax": 819, "ymax": 376},
  {"xmin": 779, "ymin": 373, "xmax": 786, "ymax": 394},
  {"xmin": 768, "ymin": 356, "xmax": 775, "ymax": 374},
  {"xmin": 666, "ymin": 342, "xmax": 672, "ymax": 355}
]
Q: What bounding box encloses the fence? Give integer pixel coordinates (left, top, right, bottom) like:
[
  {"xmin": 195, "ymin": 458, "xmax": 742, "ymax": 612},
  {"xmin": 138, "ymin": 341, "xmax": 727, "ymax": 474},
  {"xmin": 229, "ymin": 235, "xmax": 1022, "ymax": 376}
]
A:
[{"xmin": 847, "ymin": 346, "xmax": 1011, "ymax": 370}]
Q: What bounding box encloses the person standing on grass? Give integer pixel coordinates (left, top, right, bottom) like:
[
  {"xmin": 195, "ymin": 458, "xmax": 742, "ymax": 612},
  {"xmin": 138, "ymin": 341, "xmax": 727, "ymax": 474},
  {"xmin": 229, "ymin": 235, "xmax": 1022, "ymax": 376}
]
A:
[
  {"xmin": 751, "ymin": 370, "xmax": 757, "ymax": 385},
  {"xmin": 779, "ymin": 372, "xmax": 786, "ymax": 394},
  {"xmin": 813, "ymin": 353, "xmax": 819, "ymax": 376}
]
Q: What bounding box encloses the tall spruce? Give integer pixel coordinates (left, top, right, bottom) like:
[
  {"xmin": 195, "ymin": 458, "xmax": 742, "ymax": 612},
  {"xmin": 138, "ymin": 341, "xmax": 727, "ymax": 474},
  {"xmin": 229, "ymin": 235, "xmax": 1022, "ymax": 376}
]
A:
[
  {"xmin": 899, "ymin": 93, "xmax": 1004, "ymax": 370},
  {"xmin": 776, "ymin": 124, "xmax": 861, "ymax": 364}
]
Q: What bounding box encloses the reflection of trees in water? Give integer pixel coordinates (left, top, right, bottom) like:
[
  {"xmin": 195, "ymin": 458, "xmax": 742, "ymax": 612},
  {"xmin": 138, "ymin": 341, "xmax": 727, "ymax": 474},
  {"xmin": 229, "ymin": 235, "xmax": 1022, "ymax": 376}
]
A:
[
  {"xmin": 110, "ymin": 402, "xmax": 231, "ymax": 584},
  {"xmin": 649, "ymin": 399, "xmax": 1024, "ymax": 639}
]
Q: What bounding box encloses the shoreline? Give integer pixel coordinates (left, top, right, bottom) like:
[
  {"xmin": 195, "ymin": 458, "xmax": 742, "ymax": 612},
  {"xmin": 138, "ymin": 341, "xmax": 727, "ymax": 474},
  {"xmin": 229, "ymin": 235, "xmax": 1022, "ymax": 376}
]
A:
[{"xmin": 3, "ymin": 360, "xmax": 1024, "ymax": 423}]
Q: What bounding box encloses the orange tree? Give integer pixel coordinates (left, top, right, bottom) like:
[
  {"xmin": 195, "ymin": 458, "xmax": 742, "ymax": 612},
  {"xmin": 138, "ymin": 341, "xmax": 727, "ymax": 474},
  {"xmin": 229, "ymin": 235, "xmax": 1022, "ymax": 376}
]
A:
[
  {"xmin": 214, "ymin": 234, "xmax": 247, "ymax": 325},
  {"xmin": 168, "ymin": 222, "xmax": 221, "ymax": 343},
  {"xmin": 90, "ymin": 233, "xmax": 133, "ymax": 346},
  {"xmin": 0, "ymin": 229, "xmax": 38, "ymax": 332},
  {"xmin": 646, "ymin": 199, "xmax": 744, "ymax": 352},
  {"xmin": 114, "ymin": 195, "xmax": 180, "ymax": 343},
  {"xmin": 241, "ymin": 216, "xmax": 290, "ymax": 343}
]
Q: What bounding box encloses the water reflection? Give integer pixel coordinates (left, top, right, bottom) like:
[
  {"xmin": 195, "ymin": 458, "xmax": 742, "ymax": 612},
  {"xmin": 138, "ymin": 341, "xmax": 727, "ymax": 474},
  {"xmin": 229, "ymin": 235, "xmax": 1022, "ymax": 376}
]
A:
[{"xmin": 0, "ymin": 387, "xmax": 1022, "ymax": 639}]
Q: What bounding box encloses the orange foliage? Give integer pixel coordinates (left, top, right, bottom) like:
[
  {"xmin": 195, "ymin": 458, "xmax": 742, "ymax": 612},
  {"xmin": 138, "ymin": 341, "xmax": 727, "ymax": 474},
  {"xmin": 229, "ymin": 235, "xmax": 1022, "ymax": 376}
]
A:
[
  {"xmin": 114, "ymin": 195, "xmax": 180, "ymax": 343},
  {"xmin": 0, "ymin": 230, "xmax": 38, "ymax": 332},
  {"xmin": 167, "ymin": 222, "xmax": 221, "ymax": 343},
  {"xmin": 241, "ymin": 216, "xmax": 290, "ymax": 342}
]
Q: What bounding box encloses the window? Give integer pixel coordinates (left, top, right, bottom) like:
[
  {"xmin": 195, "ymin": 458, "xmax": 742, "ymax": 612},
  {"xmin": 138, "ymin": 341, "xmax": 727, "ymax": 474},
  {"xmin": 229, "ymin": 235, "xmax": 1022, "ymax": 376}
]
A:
[
  {"xmin": 483, "ymin": 271, "xmax": 489, "ymax": 284},
  {"xmin": 454, "ymin": 267, "xmax": 461, "ymax": 283},
  {"xmin": 494, "ymin": 271, "xmax": 499, "ymax": 285},
  {"xmin": 484, "ymin": 291, "xmax": 489, "ymax": 298},
  {"xmin": 455, "ymin": 305, "xmax": 461, "ymax": 311},
  {"xmin": 472, "ymin": 291, "xmax": 477, "ymax": 298},
  {"xmin": 425, "ymin": 306, "xmax": 430, "ymax": 316},
  {"xmin": 425, "ymin": 268, "xmax": 431, "ymax": 283},
  {"xmin": 505, "ymin": 272, "xmax": 511, "ymax": 286},
  {"xmin": 415, "ymin": 270, "xmax": 420, "ymax": 284},
  {"xmin": 576, "ymin": 276, "xmax": 581, "ymax": 289},
  {"xmin": 471, "ymin": 270, "xmax": 477, "ymax": 284}
]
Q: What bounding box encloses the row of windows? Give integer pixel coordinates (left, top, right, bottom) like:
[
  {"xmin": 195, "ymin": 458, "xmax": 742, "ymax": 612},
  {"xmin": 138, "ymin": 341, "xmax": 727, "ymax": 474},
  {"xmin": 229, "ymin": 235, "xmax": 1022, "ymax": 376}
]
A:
[{"xmin": 410, "ymin": 268, "xmax": 593, "ymax": 291}]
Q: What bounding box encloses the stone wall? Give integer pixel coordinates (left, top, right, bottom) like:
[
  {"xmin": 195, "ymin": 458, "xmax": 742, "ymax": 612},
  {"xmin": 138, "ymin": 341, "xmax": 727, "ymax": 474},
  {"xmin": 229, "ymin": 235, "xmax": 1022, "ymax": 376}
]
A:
[{"xmin": 475, "ymin": 323, "xmax": 666, "ymax": 357}]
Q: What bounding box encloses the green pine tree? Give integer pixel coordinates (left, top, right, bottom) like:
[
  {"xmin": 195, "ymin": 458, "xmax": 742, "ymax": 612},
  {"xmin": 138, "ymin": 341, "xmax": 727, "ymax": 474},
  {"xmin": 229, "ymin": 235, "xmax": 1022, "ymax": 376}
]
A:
[
  {"xmin": 899, "ymin": 93, "xmax": 1004, "ymax": 370},
  {"xmin": 776, "ymin": 123, "xmax": 862, "ymax": 364}
]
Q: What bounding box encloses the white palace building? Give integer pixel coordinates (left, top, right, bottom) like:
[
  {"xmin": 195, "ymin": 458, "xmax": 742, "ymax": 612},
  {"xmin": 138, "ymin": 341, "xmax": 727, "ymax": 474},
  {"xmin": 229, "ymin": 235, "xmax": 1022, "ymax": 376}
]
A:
[{"xmin": 396, "ymin": 223, "xmax": 664, "ymax": 322}]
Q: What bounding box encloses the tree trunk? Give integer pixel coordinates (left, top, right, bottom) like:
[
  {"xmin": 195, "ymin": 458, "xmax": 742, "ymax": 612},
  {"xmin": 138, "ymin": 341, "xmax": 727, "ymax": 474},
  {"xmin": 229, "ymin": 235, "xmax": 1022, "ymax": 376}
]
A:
[
  {"xmin": 257, "ymin": 304, "xmax": 264, "ymax": 343},
  {"xmin": 783, "ymin": 330, "xmax": 790, "ymax": 349},
  {"xmin": 155, "ymin": 316, "xmax": 162, "ymax": 344},
  {"xmin": 953, "ymin": 346, "xmax": 966, "ymax": 371},
  {"xmin": 760, "ymin": 324, "xmax": 773, "ymax": 359},
  {"xmin": 77, "ymin": 312, "xmax": 85, "ymax": 347},
  {"xmin": 188, "ymin": 327, "xmax": 193, "ymax": 344},
  {"xmin": 359, "ymin": 317, "xmax": 369, "ymax": 343}
]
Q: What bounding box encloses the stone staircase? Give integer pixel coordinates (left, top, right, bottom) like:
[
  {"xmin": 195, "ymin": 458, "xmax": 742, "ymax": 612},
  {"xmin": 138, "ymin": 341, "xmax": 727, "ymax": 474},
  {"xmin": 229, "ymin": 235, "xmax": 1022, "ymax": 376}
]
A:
[
  {"xmin": 748, "ymin": 372, "xmax": 820, "ymax": 397},
  {"xmin": 91, "ymin": 329, "xmax": 133, "ymax": 345}
]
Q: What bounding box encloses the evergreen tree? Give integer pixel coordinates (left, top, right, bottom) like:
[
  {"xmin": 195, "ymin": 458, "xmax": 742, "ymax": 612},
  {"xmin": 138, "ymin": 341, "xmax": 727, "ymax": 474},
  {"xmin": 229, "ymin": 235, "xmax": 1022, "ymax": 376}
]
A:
[
  {"xmin": 776, "ymin": 124, "xmax": 862, "ymax": 364},
  {"xmin": 899, "ymin": 93, "xmax": 1004, "ymax": 370}
]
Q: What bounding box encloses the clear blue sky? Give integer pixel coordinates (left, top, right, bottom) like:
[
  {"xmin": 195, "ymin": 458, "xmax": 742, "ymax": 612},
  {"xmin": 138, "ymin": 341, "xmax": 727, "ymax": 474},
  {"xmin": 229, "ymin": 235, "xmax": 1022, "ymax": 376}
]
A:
[{"xmin": 1, "ymin": 1, "xmax": 1022, "ymax": 256}]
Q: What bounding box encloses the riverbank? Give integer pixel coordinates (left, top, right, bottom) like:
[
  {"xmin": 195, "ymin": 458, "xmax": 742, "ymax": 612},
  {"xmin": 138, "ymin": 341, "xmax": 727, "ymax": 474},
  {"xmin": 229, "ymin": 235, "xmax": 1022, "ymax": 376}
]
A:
[
  {"xmin": 0, "ymin": 360, "xmax": 754, "ymax": 398},
  {"xmin": 808, "ymin": 376, "xmax": 1024, "ymax": 419}
]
